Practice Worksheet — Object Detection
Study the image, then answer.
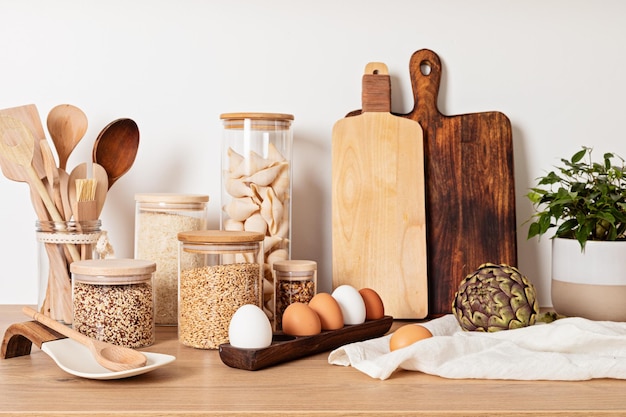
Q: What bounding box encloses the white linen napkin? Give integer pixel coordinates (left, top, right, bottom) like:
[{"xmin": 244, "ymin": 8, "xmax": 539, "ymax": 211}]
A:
[{"xmin": 328, "ymin": 314, "xmax": 626, "ymax": 380}]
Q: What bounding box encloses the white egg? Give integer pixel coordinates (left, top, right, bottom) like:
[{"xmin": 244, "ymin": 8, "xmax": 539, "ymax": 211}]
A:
[
  {"xmin": 332, "ymin": 285, "xmax": 366, "ymax": 325},
  {"xmin": 228, "ymin": 304, "xmax": 273, "ymax": 349}
]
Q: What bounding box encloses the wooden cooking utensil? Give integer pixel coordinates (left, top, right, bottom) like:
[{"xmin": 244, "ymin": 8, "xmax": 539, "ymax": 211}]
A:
[
  {"xmin": 332, "ymin": 62, "xmax": 428, "ymax": 319},
  {"xmin": 68, "ymin": 162, "xmax": 108, "ymax": 220},
  {"xmin": 46, "ymin": 104, "xmax": 88, "ymax": 171},
  {"xmin": 92, "ymin": 118, "xmax": 139, "ymax": 189},
  {"xmin": 0, "ymin": 115, "xmax": 63, "ymax": 224},
  {"xmin": 23, "ymin": 306, "xmax": 147, "ymax": 372},
  {"xmin": 39, "ymin": 139, "xmax": 64, "ymax": 218},
  {"xmin": 402, "ymin": 49, "xmax": 517, "ymax": 317},
  {"xmin": 0, "ymin": 116, "xmax": 80, "ymax": 263},
  {"xmin": 0, "ymin": 104, "xmax": 46, "ymax": 182},
  {"xmin": 58, "ymin": 168, "xmax": 72, "ymax": 220}
]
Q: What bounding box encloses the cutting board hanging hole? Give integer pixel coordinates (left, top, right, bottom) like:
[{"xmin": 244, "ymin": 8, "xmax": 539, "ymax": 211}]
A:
[{"xmin": 420, "ymin": 62, "xmax": 432, "ymax": 76}]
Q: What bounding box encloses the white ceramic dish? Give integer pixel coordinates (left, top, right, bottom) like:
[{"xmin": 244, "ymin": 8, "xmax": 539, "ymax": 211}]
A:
[{"xmin": 41, "ymin": 338, "xmax": 175, "ymax": 380}]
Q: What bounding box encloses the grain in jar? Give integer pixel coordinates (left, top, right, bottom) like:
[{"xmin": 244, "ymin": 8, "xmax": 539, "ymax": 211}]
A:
[
  {"xmin": 71, "ymin": 259, "xmax": 156, "ymax": 348},
  {"xmin": 177, "ymin": 230, "xmax": 264, "ymax": 349},
  {"xmin": 134, "ymin": 193, "xmax": 209, "ymax": 325},
  {"xmin": 273, "ymin": 260, "xmax": 317, "ymax": 331}
]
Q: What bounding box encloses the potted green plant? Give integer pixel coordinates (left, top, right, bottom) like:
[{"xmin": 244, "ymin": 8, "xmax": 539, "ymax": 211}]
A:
[{"xmin": 527, "ymin": 146, "xmax": 626, "ymax": 321}]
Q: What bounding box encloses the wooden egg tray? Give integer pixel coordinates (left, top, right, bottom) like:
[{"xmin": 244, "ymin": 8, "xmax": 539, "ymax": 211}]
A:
[{"xmin": 218, "ymin": 315, "xmax": 393, "ymax": 371}]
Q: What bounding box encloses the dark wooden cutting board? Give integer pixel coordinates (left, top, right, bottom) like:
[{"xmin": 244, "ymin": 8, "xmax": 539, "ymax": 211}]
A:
[
  {"xmin": 404, "ymin": 49, "xmax": 517, "ymax": 316},
  {"xmin": 345, "ymin": 49, "xmax": 517, "ymax": 317}
]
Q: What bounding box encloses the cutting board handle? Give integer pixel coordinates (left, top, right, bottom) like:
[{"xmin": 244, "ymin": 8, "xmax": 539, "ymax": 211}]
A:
[
  {"xmin": 362, "ymin": 62, "xmax": 391, "ymax": 113},
  {"xmin": 406, "ymin": 49, "xmax": 442, "ymax": 117}
]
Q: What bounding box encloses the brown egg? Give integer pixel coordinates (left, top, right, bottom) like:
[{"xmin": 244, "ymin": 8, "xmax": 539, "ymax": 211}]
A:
[
  {"xmin": 359, "ymin": 288, "xmax": 385, "ymax": 320},
  {"xmin": 309, "ymin": 292, "xmax": 344, "ymax": 330},
  {"xmin": 389, "ymin": 324, "xmax": 433, "ymax": 351},
  {"xmin": 281, "ymin": 302, "xmax": 322, "ymax": 336}
]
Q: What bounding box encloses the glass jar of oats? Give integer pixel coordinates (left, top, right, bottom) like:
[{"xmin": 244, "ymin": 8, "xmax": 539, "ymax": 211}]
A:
[
  {"xmin": 220, "ymin": 113, "xmax": 294, "ymax": 321},
  {"xmin": 273, "ymin": 260, "xmax": 317, "ymax": 331},
  {"xmin": 71, "ymin": 258, "xmax": 156, "ymax": 348},
  {"xmin": 134, "ymin": 193, "xmax": 209, "ymax": 326},
  {"xmin": 177, "ymin": 230, "xmax": 264, "ymax": 349}
]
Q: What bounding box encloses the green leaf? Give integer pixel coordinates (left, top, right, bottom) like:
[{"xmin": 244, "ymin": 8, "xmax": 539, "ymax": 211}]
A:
[
  {"xmin": 527, "ymin": 222, "xmax": 541, "ymax": 239},
  {"xmin": 526, "ymin": 190, "xmax": 543, "ymax": 204},
  {"xmin": 571, "ymin": 149, "xmax": 587, "ymax": 164},
  {"xmin": 556, "ymin": 218, "xmax": 578, "ymax": 237}
]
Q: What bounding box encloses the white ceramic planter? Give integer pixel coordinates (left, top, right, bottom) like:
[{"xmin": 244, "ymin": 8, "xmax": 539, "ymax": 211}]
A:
[{"xmin": 551, "ymin": 237, "xmax": 626, "ymax": 321}]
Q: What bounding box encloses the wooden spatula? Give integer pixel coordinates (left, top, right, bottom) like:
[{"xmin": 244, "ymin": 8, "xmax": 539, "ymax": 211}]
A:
[
  {"xmin": 332, "ymin": 63, "xmax": 428, "ymax": 319},
  {"xmin": 0, "ymin": 104, "xmax": 46, "ymax": 182}
]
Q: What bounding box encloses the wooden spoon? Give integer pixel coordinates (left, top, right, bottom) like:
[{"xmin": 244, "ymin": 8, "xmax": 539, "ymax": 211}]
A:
[
  {"xmin": 92, "ymin": 118, "xmax": 139, "ymax": 189},
  {"xmin": 46, "ymin": 104, "xmax": 88, "ymax": 171},
  {"xmin": 58, "ymin": 169, "xmax": 72, "ymax": 221},
  {"xmin": 23, "ymin": 306, "xmax": 147, "ymax": 372}
]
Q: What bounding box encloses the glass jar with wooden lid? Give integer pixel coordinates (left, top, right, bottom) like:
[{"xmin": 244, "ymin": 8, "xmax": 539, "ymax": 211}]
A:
[
  {"xmin": 134, "ymin": 193, "xmax": 209, "ymax": 326},
  {"xmin": 177, "ymin": 230, "xmax": 264, "ymax": 349},
  {"xmin": 220, "ymin": 113, "xmax": 294, "ymax": 323}
]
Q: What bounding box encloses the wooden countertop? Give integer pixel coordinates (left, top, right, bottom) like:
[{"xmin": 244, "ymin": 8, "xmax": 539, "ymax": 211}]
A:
[{"xmin": 2, "ymin": 304, "xmax": 626, "ymax": 416}]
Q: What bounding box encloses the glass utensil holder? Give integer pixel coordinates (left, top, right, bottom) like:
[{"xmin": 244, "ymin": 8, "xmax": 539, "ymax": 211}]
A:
[{"xmin": 36, "ymin": 219, "xmax": 102, "ymax": 324}]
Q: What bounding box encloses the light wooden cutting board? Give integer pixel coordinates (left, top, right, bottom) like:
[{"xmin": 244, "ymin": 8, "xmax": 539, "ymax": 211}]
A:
[{"xmin": 332, "ymin": 62, "xmax": 428, "ymax": 319}]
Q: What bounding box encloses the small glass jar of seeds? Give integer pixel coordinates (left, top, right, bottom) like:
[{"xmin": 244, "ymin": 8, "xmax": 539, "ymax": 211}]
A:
[
  {"xmin": 134, "ymin": 193, "xmax": 209, "ymax": 326},
  {"xmin": 71, "ymin": 258, "xmax": 156, "ymax": 348},
  {"xmin": 177, "ymin": 230, "xmax": 264, "ymax": 349},
  {"xmin": 273, "ymin": 260, "xmax": 317, "ymax": 331}
]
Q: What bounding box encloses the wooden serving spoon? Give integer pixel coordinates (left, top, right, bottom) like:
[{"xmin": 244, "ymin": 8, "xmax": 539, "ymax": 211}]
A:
[
  {"xmin": 23, "ymin": 306, "xmax": 147, "ymax": 372},
  {"xmin": 46, "ymin": 104, "xmax": 88, "ymax": 171},
  {"xmin": 92, "ymin": 118, "xmax": 139, "ymax": 189}
]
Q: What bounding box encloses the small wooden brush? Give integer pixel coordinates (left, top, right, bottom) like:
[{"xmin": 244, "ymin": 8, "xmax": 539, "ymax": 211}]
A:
[{"xmin": 75, "ymin": 178, "xmax": 97, "ymax": 259}]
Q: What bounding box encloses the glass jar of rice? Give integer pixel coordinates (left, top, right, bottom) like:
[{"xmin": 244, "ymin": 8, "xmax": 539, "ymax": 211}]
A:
[{"xmin": 134, "ymin": 193, "xmax": 209, "ymax": 325}]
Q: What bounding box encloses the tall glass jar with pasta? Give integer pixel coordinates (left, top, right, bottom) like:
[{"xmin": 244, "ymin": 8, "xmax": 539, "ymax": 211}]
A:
[{"xmin": 220, "ymin": 113, "xmax": 294, "ymax": 321}]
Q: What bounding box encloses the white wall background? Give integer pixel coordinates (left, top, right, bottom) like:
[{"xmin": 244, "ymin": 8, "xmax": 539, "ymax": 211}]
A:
[{"xmin": 1, "ymin": 0, "xmax": 625, "ymax": 308}]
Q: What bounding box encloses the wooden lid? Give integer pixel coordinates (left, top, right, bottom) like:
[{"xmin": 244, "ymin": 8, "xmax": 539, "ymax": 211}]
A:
[
  {"xmin": 135, "ymin": 193, "xmax": 209, "ymax": 203},
  {"xmin": 70, "ymin": 259, "xmax": 156, "ymax": 284},
  {"xmin": 220, "ymin": 112, "xmax": 294, "ymax": 121},
  {"xmin": 177, "ymin": 230, "xmax": 264, "ymax": 243},
  {"xmin": 273, "ymin": 260, "xmax": 317, "ymax": 272}
]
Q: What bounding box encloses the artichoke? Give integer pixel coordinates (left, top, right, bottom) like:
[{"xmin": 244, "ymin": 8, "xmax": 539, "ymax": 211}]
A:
[{"xmin": 452, "ymin": 263, "xmax": 539, "ymax": 332}]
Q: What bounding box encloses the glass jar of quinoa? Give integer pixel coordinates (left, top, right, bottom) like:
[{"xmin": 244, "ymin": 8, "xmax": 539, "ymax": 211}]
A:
[{"xmin": 71, "ymin": 258, "xmax": 156, "ymax": 348}]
